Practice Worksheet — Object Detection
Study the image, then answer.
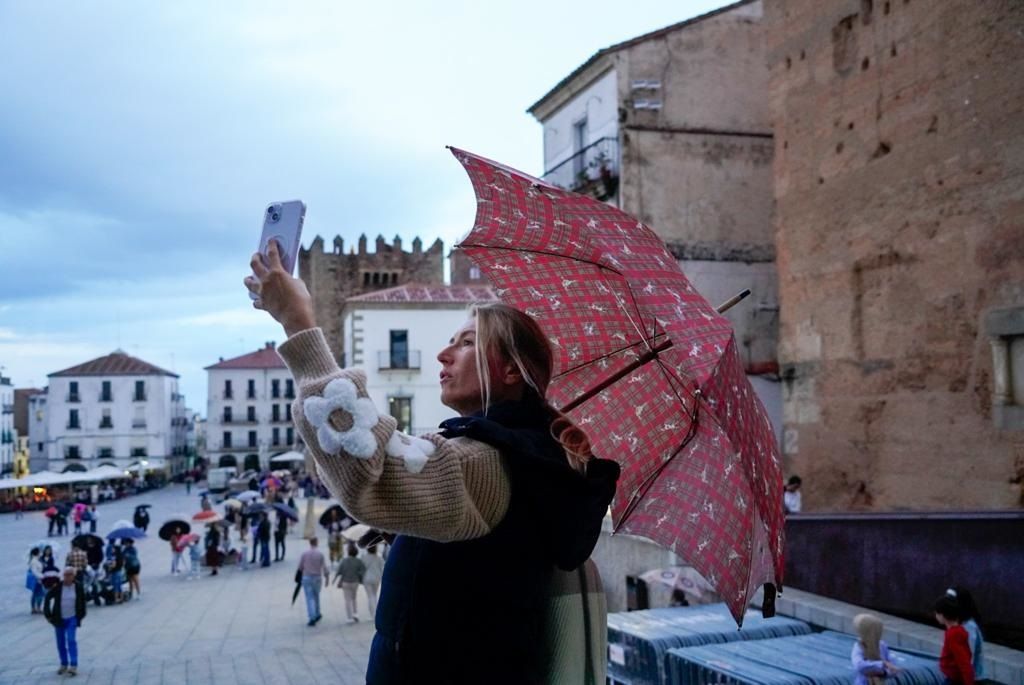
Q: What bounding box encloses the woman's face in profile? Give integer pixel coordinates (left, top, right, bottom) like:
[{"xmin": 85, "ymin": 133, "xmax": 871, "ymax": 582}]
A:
[{"xmin": 438, "ymin": 319, "xmax": 483, "ymax": 416}]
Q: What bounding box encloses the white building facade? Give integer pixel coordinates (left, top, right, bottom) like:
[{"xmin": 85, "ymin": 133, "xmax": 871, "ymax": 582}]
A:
[
  {"xmin": 205, "ymin": 343, "xmax": 298, "ymax": 472},
  {"xmin": 0, "ymin": 375, "xmax": 14, "ymax": 476},
  {"xmin": 28, "ymin": 391, "xmax": 48, "ymax": 474},
  {"xmin": 342, "ymin": 284, "xmax": 498, "ymax": 436},
  {"xmin": 45, "ymin": 351, "xmax": 188, "ymax": 475}
]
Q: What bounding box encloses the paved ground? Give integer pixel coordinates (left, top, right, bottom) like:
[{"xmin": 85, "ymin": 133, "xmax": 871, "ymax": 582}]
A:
[{"xmin": 0, "ymin": 485, "xmax": 375, "ymax": 684}]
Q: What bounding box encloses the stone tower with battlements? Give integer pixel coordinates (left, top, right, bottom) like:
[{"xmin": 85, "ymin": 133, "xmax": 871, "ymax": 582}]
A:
[{"xmin": 298, "ymin": 234, "xmax": 445, "ymax": 363}]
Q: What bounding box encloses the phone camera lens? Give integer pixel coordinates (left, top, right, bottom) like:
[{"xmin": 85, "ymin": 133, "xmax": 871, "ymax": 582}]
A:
[{"xmin": 272, "ymin": 213, "xmax": 280, "ymax": 221}]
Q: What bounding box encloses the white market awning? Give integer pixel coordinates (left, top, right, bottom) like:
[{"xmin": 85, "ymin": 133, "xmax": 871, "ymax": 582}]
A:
[{"xmin": 269, "ymin": 451, "xmax": 305, "ymax": 463}]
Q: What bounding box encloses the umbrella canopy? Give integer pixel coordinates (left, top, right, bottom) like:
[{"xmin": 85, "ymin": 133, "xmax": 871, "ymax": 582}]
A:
[
  {"xmin": 639, "ymin": 566, "xmax": 720, "ymax": 605},
  {"xmin": 134, "ymin": 504, "xmax": 152, "ymax": 510},
  {"xmin": 109, "ymin": 519, "xmax": 134, "ymax": 533},
  {"xmin": 236, "ymin": 491, "xmax": 260, "ymax": 502},
  {"xmin": 272, "ymin": 502, "xmax": 299, "ymax": 522},
  {"xmin": 223, "ymin": 498, "xmax": 243, "ymax": 510},
  {"xmin": 73, "ymin": 502, "xmax": 89, "ymax": 512},
  {"xmin": 260, "ymin": 476, "xmax": 282, "ymax": 489},
  {"xmin": 44, "ymin": 506, "xmax": 58, "ymax": 517},
  {"xmin": 342, "ymin": 523, "xmax": 371, "ymax": 542},
  {"xmin": 193, "ymin": 510, "xmax": 221, "ymax": 524},
  {"xmin": 107, "ymin": 526, "xmax": 146, "ymax": 541},
  {"xmin": 244, "ymin": 503, "xmax": 270, "ymax": 516},
  {"xmin": 158, "ymin": 519, "xmax": 191, "ymax": 540},
  {"xmin": 71, "ymin": 533, "xmax": 104, "ymax": 550},
  {"xmin": 318, "ymin": 504, "xmax": 350, "ymax": 528},
  {"xmin": 450, "ymin": 147, "xmax": 784, "ymax": 623}
]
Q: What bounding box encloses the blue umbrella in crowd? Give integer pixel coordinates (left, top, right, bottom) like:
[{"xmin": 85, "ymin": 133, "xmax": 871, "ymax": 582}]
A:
[
  {"xmin": 107, "ymin": 526, "xmax": 146, "ymax": 540},
  {"xmin": 272, "ymin": 503, "xmax": 299, "ymax": 522}
]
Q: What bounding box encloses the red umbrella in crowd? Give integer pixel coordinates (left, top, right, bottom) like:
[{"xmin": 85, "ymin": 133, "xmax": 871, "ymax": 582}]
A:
[{"xmin": 450, "ymin": 147, "xmax": 784, "ymax": 624}]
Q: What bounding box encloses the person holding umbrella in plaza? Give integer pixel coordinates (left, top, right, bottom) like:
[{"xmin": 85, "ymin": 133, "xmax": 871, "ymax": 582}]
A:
[
  {"xmin": 256, "ymin": 512, "xmax": 272, "ymax": 567},
  {"xmin": 132, "ymin": 505, "xmax": 150, "ymax": 533},
  {"xmin": 44, "ymin": 566, "xmax": 87, "ymax": 676},
  {"xmin": 247, "ymin": 239, "xmax": 620, "ymax": 683}
]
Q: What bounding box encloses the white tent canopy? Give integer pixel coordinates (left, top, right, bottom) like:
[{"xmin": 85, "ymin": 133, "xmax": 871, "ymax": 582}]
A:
[
  {"xmin": 270, "ymin": 451, "xmax": 304, "ymax": 463},
  {"xmin": 0, "ymin": 466, "xmax": 132, "ymax": 490}
]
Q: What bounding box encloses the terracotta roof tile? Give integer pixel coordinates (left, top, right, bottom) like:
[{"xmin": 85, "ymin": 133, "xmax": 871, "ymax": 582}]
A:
[
  {"xmin": 50, "ymin": 351, "xmax": 178, "ymax": 378},
  {"xmin": 346, "ymin": 284, "xmax": 499, "ymax": 304},
  {"xmin": 205, "ymin": 343, "xmax": 287, "ymax": 371}
]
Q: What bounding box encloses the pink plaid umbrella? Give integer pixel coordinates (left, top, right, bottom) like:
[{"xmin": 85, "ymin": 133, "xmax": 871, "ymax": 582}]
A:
[{"xmin": 449, "ymin": 146, "xmax": 784, "ymax": 624}]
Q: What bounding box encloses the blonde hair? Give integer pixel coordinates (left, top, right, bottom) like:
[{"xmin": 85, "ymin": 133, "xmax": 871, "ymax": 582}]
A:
[
  {"xmin": 854, "ymin": 613, "xmax": 884, "ymax": 661},
  {"xmin": 470, "ymin": 303, "xmax": 592, "ymax": 472}
]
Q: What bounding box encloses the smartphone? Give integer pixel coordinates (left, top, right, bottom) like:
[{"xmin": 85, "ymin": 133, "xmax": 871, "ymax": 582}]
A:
[{"xmin": 251, "ymin": 200, "xmax": 305, "ymax": 299}]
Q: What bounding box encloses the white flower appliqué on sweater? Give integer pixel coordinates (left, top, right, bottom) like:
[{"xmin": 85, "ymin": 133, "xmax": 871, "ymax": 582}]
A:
[
  {"xmin": 303, "ymin": 378, "xmax": 378, "ymax": 459},
  {"xmin": 385, "ymin": 432, "xmax": 435, "ymax": 474}
]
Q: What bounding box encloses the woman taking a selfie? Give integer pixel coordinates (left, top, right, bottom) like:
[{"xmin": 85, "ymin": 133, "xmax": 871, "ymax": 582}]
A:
[{"xmin": 245, "ymin": 241, "xmax": 619, "ymax": 684}]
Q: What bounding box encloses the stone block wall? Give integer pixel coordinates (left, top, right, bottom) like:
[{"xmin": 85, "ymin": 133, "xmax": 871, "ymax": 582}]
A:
[{"xmin": 766, "ymin": 0, "xmax": 1024, "ymax": 509}]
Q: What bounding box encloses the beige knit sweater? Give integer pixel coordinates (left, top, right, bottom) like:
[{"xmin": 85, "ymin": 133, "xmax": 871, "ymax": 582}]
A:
[{"xmin": 278, "ymin": 327, "xmax": 511, "ymax": 543}]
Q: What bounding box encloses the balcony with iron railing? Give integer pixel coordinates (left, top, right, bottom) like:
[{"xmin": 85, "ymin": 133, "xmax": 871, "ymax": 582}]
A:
[
  {"xmin": 540, "ymin": 136, "xmax": 619, "ymax": 201},
  {"xmin": 378, "ymin": 350, "xmax": 422, "ymax": 371}
]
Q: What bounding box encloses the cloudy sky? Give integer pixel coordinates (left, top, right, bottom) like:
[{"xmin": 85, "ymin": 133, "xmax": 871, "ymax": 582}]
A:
[{"xmin": 0, "ymin": 1, "xmax": 726, "ymax": 414}]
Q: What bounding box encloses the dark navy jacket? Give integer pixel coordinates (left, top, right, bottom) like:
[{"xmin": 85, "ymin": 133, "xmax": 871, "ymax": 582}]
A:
[{"xmin": 366, "ymin": 397, "xmax": 619, "ymax": 685}]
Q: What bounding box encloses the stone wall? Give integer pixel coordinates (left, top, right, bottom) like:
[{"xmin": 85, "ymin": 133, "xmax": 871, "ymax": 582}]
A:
[
  {"xmin": 766, "ymin": 0, "xmax": 1024, "ymax": 509},
  {"xmin": 617, "ymin": 1, "xmax": 779, "ymax": 372},
  {"xmin": 297, "ymin": 235, "xmax": 445, "ymax": 363}
]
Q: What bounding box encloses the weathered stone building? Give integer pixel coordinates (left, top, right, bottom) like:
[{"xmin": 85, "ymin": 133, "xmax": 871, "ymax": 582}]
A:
[
  {"xmin": 766, "ymin": 0, "xmax": 1024, "ymax": 509},
  {"xmin": 297, "ymin": 234, "xmax": 445, "ymax": 363},
  {"xmin": 528, "ymin": 0, "xmax": 782, "ymax": 436}
]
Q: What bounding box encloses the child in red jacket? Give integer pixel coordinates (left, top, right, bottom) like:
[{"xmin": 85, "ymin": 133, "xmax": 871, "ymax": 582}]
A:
[{"xmin": 934, "ymin": 595, "xmax": 974, "ymax": 685}]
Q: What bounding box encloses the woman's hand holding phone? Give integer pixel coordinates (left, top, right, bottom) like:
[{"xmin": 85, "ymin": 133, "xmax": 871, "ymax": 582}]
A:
[{"xmin": 245, "ymin": 240, "xmax": 317, "ymax": 337}]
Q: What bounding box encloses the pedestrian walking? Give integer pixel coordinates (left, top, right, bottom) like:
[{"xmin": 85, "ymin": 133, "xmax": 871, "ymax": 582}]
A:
[
  {"xmin": 122, "ymin": 539, "xmax": 141, "ymax": 600},
  {"xmin": 246, "ymin": 255, "xmax": 621, "ymax": 684},
  {"xmin": 72, "ymin": 507, "xmax": 83, "ymax": 536},
  {"xmin": 257, "ymin": 513, "xmax": 271, "ymax": 567},
  {"xmin": 87, "ymin": 505, "xmax": 98, "ymax": 534},
  {"xmin": 185, "ymin": 474, "xmax": 193, "ymax": 495},
  {"xmin": 169, "ymin": 533, "xmax": 184, "ymax": 575},
  {"xmin": 56, "ymin": 511, "xmax": 68, "ymax": 536},
  {"xmin": 335, "ymin": 543, "xmax": 365, "ymax": 623},
  {"xmin": 945, "ymin": 586, "xmax": 986, "ymax": 681},
  {"xmin": 274, "ymin": 511, "xmax": 288, "ymax": 561},
  {"xmin": 236, "ymin": 522, "xmax": 249, "ymax": 571},
  {"xmin": 851, "ymin": 614, "xmax": 901, "ymax": 685},
  {"xmin": 14, "ymin": 495, "xmax": 25, "ymax": 520},
  {"xmin": 361, "ymin": 544, "xmax": 384, "ymax": 618},
  {"xmin": 325, "ymin": 510, "xmax": 344, "ymax": 565},
  {"xmin": 935, "ymin": 594, "xmax": 975, "ymax": 685},
  {"xmin": 297, "ymin": 537, "xmax": 330, "ymax": 626},
  {"xmin": 27, "ymin": 548, "xmax": 45, "ymax": 614},
  {"xmin": 187, "ymin": 538, "xmax": 202, "ymax": 580},
  {"xmin": 205, "ymin": 524, "xmax": 222, "ymax": 576},
  {"xmin": 105, "ymin": 542, "xmax": 124, "ymax": 603},
  {"xmin": 44, "ymin": 567, "xmax": 87, "ymax": 677},
  {"xmin": 249, "ymin": 518, "xmax": 260, "ymax": 565}
]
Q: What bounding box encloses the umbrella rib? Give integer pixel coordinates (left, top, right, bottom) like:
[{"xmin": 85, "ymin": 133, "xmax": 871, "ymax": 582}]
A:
[
  {"xmin": 613, "ymin": 389, "xmax": 702, "ymax": 532},
  {"xmin": 456, "ymin": 242, "xmax": 624, "ymax": 276},
  {"xmin": 551, "ymin": 330, "xmax": 670, "ymax": 382}
]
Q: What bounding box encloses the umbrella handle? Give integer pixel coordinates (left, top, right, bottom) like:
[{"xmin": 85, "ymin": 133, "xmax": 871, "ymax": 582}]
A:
[{"xmin": 715, "ymin": 288, "xmax": 751, "ymax": 314}]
